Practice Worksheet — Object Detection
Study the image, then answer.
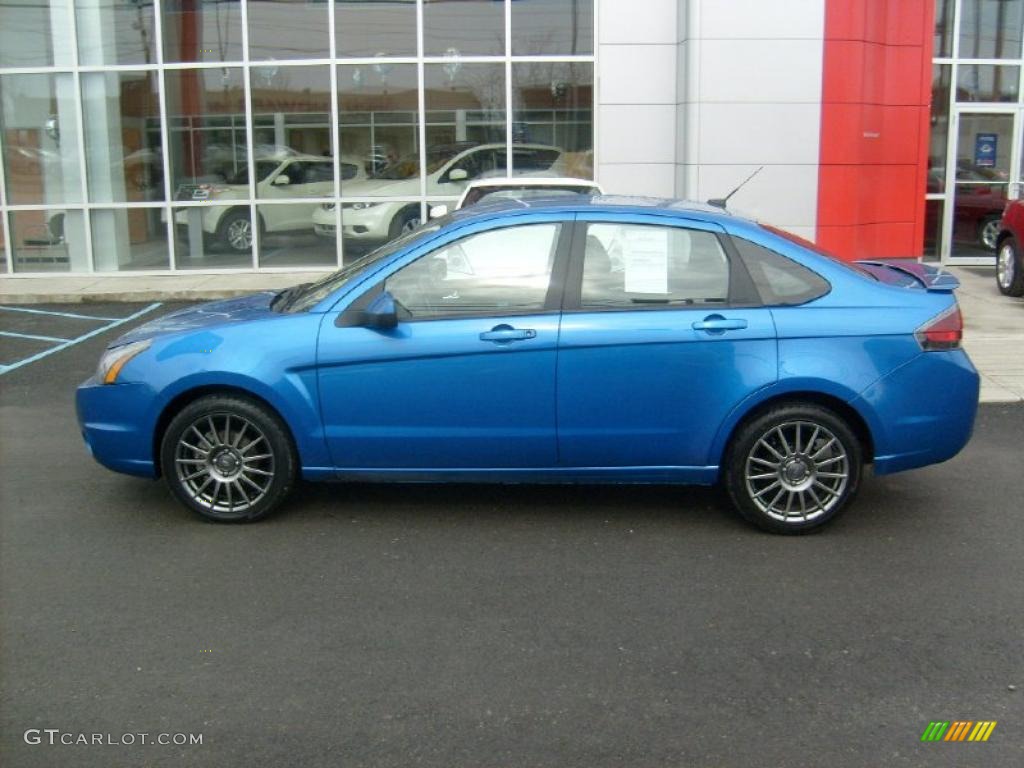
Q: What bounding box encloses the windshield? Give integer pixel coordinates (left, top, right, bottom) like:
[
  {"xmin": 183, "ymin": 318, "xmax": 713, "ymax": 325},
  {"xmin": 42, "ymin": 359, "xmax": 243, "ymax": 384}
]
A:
[
  {"xmin": 373, "ymin": 148, "xmax": 460, "ymax": 180},
  {"xmin": 283, "ymin": 220, "xmax": 444, "ymax": 312},
  {"xmin": 225, "ymin": 160, "xmax": 279, "ymax": 185}
]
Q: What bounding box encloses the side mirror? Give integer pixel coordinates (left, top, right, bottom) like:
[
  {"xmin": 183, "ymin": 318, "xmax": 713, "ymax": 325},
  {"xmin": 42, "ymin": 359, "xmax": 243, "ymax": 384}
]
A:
[
  {"xmin": 272, "ymin": 174, "xmax": 291, "ymax": 186},
  {"xmin": 448, "ymin": 168, "xmax": 468, "ymax": 183},
  {"xmin": 429, "ymin": 204, "xmax": 449, "ymax": 219},
  {"xmin": 363, "ymin": 290, "xmax": 398, "ymax": 330}
]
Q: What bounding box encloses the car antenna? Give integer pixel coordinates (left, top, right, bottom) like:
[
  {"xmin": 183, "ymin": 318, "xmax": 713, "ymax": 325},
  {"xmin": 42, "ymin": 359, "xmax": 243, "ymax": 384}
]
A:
[{"xmin": 707, "ymin": 166, "xmax": 763, "ymax": 209}]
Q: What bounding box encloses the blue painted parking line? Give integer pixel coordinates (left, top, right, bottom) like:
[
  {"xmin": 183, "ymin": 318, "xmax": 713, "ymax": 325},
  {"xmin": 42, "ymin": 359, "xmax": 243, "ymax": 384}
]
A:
[
  {"xmin": 0, "ymin": 302, "xmax": 162, "ymax": 376},
  {"xmin": 0, "ymin": 330, "xmax": 72, "ymax": 343},
  {"xmin": 0, "ymin": 305, "xmax": 122, "ymax": 322}
]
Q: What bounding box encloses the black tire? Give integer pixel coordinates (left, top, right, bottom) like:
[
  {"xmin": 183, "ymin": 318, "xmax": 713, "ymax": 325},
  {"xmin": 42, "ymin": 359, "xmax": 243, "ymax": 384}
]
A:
[
  {"xmin": 217, "ymin": 209, "xmax": 256, "ymax": 253},
  {"xmin": 160, "ymin": 395, "xmax": 297, "ymax": 523},
  {"xmin": 996, "ymin": 235, "xmax": 1024, "ymax": 297},
  {"xmin": 978, "ymin": 214, "xmax": 1001, "ymax": 251},
  {"xmin": 388, "ymin": 206, "xmax": 422, "ymax": 240},
  {"xmin": 723, "ymin": 403, "xmax": 863, "ymax": 534}
]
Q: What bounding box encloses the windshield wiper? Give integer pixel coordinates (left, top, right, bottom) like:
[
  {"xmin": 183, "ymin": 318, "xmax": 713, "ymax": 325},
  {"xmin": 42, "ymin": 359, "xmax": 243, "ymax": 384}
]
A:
[{"xmin": 272, "ymin": 282, "xmax": 312, "ymax": 312}]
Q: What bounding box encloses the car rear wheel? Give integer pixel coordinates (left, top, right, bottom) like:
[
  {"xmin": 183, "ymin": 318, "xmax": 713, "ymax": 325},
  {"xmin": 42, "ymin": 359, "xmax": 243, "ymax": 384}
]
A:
[
  {"xmin": 724, "ymin": 404, "xmax": 862, "ymax": 534},
  {"xmin": 160, "ymin": 395, "xmax": 296, "ymax": 522},
  {"xmin": 217, "ymin": 209, "xmax": 255, "ymax": 253},
  {"xmin": 996, "ymin": 236, "xmax": 1024, "ymax": 296},
  {"xmin": 979, "ymin": 215, "xmax": 1001, "ymax": 251}
]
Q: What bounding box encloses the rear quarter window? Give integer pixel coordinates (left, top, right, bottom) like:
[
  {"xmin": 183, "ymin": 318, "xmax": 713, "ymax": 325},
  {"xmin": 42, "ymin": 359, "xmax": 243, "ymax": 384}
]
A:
[{"xmin": 732, "ymin": 237, "xmax": 830, "ymax": 305}]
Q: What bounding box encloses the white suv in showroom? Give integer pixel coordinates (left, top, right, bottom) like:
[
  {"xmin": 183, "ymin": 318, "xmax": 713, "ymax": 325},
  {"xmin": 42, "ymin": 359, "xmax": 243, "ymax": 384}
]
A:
[
  {"xmin": 311, "ymin": 143, "xmax": 565, "ymax": 246},
  {"xmin": 171, "ymin": 153, "xmax": 366, "ymax": 252}
]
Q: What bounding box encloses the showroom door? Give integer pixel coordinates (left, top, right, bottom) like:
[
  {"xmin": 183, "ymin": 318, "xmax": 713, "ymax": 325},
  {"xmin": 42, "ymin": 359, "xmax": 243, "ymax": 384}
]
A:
[{"xmin": 941, "ymin": 108, "xmax": 1024, "ymax": 265}]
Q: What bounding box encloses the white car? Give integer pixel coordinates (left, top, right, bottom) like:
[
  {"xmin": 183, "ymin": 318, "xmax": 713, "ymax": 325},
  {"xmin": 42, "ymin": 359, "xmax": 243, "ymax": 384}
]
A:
[
  {"xmin": 429, "ymin": 175, "xmax": 604, "ymax": 218},
  {"xmin": 170, "ymin": 153, "xmax": 366, "ymax": 252},
  {"xmin": 311, "ymin": 143, "xmax": 565, "ymax": 245}
]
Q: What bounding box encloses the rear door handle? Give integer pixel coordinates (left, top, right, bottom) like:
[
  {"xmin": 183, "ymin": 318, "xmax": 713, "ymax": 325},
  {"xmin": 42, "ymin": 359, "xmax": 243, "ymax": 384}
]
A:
[
  {"xmin": 479, "ymin": 325, "xmax": 537, "ymax": 343},
  {"xmin": 692, "ymin": 315, "xmax": 748, "ymax": 332}
]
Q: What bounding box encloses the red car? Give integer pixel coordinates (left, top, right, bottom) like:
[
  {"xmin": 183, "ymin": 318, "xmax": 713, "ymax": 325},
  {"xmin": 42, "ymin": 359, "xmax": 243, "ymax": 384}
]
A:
[{"xmin": 995, "ymin": 200, "xmax": 1024, "ymax": 296}]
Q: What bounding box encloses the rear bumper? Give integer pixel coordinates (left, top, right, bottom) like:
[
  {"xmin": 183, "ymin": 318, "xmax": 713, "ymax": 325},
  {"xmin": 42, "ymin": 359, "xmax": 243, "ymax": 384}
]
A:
[
  {"xmin": 76, "ymin": 378, "xmax": 159, "ymax": 478},
  {"xmin": 852, "ymin": 349, "xmax": 980, "ymax": 475}
]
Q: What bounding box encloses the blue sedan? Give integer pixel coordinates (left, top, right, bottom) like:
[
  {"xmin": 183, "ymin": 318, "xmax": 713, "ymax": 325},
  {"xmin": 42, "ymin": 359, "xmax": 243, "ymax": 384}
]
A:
[{"xmin": 76, "ymin": 197, "xmax": 980, "ymax": 533}]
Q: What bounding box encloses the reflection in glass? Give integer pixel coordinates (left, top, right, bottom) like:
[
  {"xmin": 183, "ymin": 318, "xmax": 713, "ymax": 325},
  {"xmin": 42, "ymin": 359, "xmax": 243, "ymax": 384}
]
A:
[
  {"xmin": 923, "ymin": 199, "xmax": 944, "ymax": 260},
  {"xmin": 161, "ymin": 0, "xmax": 243, "ymax": 63},
  {"xmin": 928, "ymin": 65, "xmax": 951, "ymax": 189},
  {"xmin": 0, "ymin": 0, "xmax": 74, "ymax": 67},
  {"xmin": 82, "ymin": 72, "xmax": 164, "ymax": 204},
  {"xmin": 952, "ymin": 182, "xmax": 1006, "ymax": 255},
  {"xmin": 90, "ymin": 209, "xmax": 170, "ymax": 271},
  {"xmin": 338, "ymin": 64, "xmax": 418, "ymax": 193},
  {"xmin": 956, "ymin": 64, "xmax": 1020, "ymax": 102},
  {"xmin": 423, "ymin": 0, "xmax": 504, "ymax": 56},
  {"xmin": 0, "ymin": 73, "xmax": 82, "ymax": 206},
  {"xmin": 934, "ymin": 0, "xmax": 955, "ymax": 57},
  {"xmin": 512, "ymin": 0, "xmax": 594, "ymax": 55},
  {"xmin": 512, "ymin": 62, "xmax": 594, "ymax": 178},
  {"xmin": 248, "ymin": 0, "xmax": 329, "ymax": 60},
  {"xmin": 258, "ymin": 204, "xmax": 337, "ymax": 267},
  {"xmin": 172, "ymin": 204, "xmax": 252, "ymax": 269},
  {"xmin": 958, "ymin": 0, "xmax": 1024, "ymax": 59},
  {"xmin": 250, "ymin": 65, "xmax": 334, "ymax": 197},
  {"xmin": 8, "ymin": 209, "xmax": 87, "ymax": 273},
  {"xmin": 336, "ymin": 0, "xmax": 417, "ymax": 57},
  {"xmin": 956, "ymin": 113, "xmax": 1014, "ymax": 176},
  {"xmin": 76, "ymin": 0, "xmax": 157, "ymax": 66},
  {"xmin": 164, "ymin": 68, "xmax": 248, "ymax": 199},
  {"xmin": 340, "ymin": 200, "xmax": 422, "ymax": 260}
]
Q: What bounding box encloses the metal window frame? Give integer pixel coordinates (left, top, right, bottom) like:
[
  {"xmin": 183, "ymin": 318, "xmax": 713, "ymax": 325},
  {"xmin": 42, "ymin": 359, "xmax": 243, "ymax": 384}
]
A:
[{"xmin": 0, "ymin": 0, "xmax": 598, "ymax": 277}]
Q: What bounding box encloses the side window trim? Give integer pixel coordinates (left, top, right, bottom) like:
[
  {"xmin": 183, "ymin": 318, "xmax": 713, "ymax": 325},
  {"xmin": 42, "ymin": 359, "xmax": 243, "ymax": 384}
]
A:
[
  {"xmin": 342, "ymin": 219, "xmax": 577, "ymax": 325},
  {"xmin": 561, "ymin": 218, "xmax": 761, "ymax": 313}
]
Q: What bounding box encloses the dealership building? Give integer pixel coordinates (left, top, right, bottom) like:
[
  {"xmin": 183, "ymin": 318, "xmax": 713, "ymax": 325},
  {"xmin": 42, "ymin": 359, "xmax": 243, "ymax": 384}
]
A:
[{"xmin": 0, "ymin": 0, "xmax": 1022, "ymax": 276}]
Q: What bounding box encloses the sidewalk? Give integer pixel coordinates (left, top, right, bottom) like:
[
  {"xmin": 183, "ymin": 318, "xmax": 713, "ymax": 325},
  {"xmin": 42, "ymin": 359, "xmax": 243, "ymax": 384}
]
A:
[
  {"xmin": 1, "ymin": 264, "xmax": 1020, "ymax": 402},
  {"xmin": 0, "ymin": 270, "xmax": 330, "ymax": 305}
]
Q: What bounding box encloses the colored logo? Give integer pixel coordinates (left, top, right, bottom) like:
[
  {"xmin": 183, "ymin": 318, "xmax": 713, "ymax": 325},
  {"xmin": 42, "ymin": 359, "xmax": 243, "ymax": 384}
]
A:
[{"xmin": 921, "ymin": 721, "xmax": 997, "ymax": 742}]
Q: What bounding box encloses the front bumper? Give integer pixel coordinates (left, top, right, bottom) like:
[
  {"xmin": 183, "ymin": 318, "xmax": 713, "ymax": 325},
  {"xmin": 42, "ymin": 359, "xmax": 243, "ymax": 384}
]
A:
[{"xmin": 76, "ymin": 378, "xmax": 159, "ymax": 478}]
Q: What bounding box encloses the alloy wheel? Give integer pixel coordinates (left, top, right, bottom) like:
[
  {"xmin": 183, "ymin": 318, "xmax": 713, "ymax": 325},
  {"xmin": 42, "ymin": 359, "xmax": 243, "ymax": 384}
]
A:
[
  {"xmin": 226, "ymin": 218, "xmax": 253, "ymax": 250},
  {"xmin": 744, "ymin": 420, "xmax": 850, "ymax": 523},
  {"xmin": 981, "ymin": 219, "xmax": 1000, "ymax": 250},
  {"xmin": 997, "ymin": 243, "xmax": 1015, "ymax": 289},
  {"xmin": 174, "ymin": 413, "xmax": 275, "ymax": 519},
  {"xmin": 402, "ymin": 215, "xmax": 421, "ymax": 233}
]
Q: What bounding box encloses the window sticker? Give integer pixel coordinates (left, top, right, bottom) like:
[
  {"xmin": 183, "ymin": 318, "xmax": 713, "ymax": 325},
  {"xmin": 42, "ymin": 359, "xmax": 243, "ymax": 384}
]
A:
[{"xmin": 623, "ymin": 226, "xmax": 670, "ymax": 294}]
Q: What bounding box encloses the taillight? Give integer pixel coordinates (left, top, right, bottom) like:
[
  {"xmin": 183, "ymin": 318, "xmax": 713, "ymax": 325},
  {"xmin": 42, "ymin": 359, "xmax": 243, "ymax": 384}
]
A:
[{"xmin": 915, "ymin": 304, "xmax": 962, "ymax": 350}]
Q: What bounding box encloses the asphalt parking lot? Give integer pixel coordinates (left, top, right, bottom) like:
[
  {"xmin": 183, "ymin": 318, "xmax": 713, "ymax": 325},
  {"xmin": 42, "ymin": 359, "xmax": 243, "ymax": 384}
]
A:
[{"xmin": 0, "ymin": 302, "xmax": 1021, "ymax": 767}]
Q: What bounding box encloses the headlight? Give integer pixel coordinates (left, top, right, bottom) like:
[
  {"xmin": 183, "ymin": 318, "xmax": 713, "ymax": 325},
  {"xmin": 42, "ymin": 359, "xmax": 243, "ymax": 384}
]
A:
[
  {"xmin": 320, "ymin": 202, "xmax": 336, "ymax": 211},
  {"xmin": 96, "ymin": 339, "xmax": 152, "ymax": 384},
  {"xmin": 342, "ymin": 202, "xmax": 379, "ymax": 210}
]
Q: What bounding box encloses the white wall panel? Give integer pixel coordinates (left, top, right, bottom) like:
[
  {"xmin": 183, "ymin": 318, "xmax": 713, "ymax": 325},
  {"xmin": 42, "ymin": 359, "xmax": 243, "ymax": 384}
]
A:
[
  {"xmin": 598, "ymin": 0, "xmax": 678, "ymax": 44},
  {"xmin": 597, "ymin": 163, "xmax": 677, "ymax": 196},
  {"xmin": 698, "ymin": 0, "xmax": 825, "ymax": 40},
  {"xmin": 598, "ymin": 104, "xmax": 676, "ymax": 164},
  {"xmin": 697, "ymin": 39, "xmax": 823, "ymax": 104},
  {"xmin": 599, "ymin": 44, "xmax": 677, "ymax": 104},
  {"xmin": 697, "ymin": 103, "xmax": 821, "ymax": 165}
]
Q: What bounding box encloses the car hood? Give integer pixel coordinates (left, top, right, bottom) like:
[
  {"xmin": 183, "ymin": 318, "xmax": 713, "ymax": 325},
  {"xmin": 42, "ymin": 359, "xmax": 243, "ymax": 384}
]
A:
[
  {"xmin": 342, "ymin": 177, "xmax": 421, "ymax": 197},
  {"xmin": 110, "ymin": 291, "xmax": 278, "ymax": 347}
]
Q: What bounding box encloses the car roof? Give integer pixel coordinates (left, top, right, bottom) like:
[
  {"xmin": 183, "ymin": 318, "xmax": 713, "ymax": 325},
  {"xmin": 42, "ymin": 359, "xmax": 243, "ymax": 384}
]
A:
[
  {"xmin": 445, "ymin": 194, "xmax": 753, "ymax": 228},
  {"xmin": 466, "ymin": 176, "xmax": 602, "ymax": 190}
]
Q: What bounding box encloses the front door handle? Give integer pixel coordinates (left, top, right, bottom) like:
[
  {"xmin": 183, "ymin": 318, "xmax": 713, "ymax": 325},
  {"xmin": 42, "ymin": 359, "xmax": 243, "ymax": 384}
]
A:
[
  {"xmin": 479, "ymin": 324, "xmax": 537, "ymax": 343},
  {"xmin": 692, "ymin": 315, "xmax": 748, "ymax": 332}
]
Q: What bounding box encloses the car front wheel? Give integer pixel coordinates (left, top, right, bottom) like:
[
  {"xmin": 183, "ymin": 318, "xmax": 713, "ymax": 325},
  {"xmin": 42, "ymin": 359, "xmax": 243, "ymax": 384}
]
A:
[
  {"xmin": 996, "ymin": 236, "xmax": 1024, "ymax": 296},
  {"xmin": 160, "ymin": 395, "xmax": 297, "ymax": 522},
  {"xmin": 724, "ymin": 404, "xmax": 862, "ymax": 534}
]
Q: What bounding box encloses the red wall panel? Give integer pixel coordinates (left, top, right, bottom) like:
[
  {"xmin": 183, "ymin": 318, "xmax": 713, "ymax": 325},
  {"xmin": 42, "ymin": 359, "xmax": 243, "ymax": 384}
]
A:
[{"xmin": 817, "ymin": 0, "xmax": 934, "ymax": 260}]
